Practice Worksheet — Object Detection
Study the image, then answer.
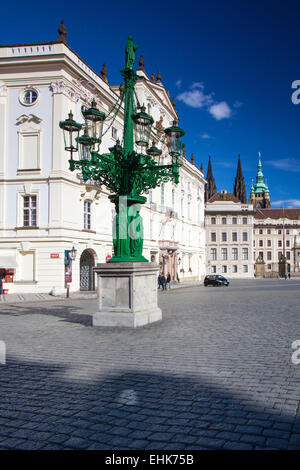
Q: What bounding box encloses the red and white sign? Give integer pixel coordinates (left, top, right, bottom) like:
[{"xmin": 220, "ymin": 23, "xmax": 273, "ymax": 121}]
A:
[
  {"xmin": 106, "ymin": 254, "xmax": 112, "ymax": 262},
  {"xmin": 50, "ymin": 253, "xmax": 60, "ymax": 259}
]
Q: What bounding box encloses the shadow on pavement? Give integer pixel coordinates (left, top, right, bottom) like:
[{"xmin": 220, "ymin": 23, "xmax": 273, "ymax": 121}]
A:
[{"xmin": 0, "ymin": 356, "xmax": 299, "ymax": 450}]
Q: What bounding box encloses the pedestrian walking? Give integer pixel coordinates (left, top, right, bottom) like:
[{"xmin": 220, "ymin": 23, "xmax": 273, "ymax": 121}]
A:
[
  {"xmin": 0, "ymin": 271, "xmax": 5, "ymax": 295},
  {"xmin": 167, "ymin": 272, "xmax": 171, "ymax": 289},
  {"xmin": 157, "ymin": 273, "xmax": 162, "ymax": 289},
  {"xmin": 288, "ymin": 272, "xmax": 291, "ymax": 280},
  {"xmin": 161, "ymin": 274, "xmax": 166, "ymax": 291}
]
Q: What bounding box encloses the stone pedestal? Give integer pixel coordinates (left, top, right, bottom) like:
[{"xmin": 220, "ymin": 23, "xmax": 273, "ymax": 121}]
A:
[{"xmin": 93, "ymin": 262, "xmax": 162, "ymax": 327}]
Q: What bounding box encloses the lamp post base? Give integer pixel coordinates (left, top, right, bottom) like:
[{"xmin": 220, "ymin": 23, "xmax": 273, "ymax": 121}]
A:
[{"xmin": 93, "ymin": 262, "xmax": 162, "ymax": 328}]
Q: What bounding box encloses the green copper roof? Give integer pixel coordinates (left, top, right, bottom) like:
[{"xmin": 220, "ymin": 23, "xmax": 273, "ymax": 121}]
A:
[{"xmin": 251, "ymin": 153, "xmax": 269, "ymax": 194}]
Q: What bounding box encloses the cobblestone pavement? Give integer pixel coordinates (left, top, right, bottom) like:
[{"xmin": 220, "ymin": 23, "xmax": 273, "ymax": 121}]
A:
[{"xmin": 0, "ymin": 279, "xmax": 299, "ymax": 450}]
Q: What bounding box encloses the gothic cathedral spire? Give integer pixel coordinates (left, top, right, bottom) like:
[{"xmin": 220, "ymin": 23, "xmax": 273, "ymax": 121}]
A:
[
  {"xmin": 205, "ymin": 155, "xmax": 217, "ymax": 202},
  {"xmin": 233, "ymin": 154, "xmax": 247, "ymax": 203}
]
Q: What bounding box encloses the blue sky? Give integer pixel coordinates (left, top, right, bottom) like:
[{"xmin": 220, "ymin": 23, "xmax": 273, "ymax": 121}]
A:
[{"xmin": 2, "ymin": 0, "xmax": 300, "ymax": 206}]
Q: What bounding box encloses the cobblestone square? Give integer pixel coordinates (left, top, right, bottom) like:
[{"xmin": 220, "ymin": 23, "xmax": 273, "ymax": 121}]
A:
[{"xmin": 0, "ymin": 279, "xmax": 299, "ymax": 450}]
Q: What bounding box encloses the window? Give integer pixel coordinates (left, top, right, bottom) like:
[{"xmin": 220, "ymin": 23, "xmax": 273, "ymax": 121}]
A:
[
  {"xmin": 221, "ymin": 248, "xmax": 228, "ymax": 260},
  {"xmin": 242, "ymin": 248, "xmax": 248, "ymax": 260},
  {"xmin": 259, "ymin": 251, "xmax": 264, "ymax": 260},
  {"xmin": 253, "ymin": 240, "xmax": 255, "ymax": 247},
  {"xmin": 267, "ymin": 264, "xmax": 272, "ymax": 270},
  {"xmin": 267, "ymin": 239, "xmax": 271, "ymax": 247},
  {"xmin": 278, "ymin": 229, "xmax": 282, "ymax": 234},
  {"xmin": 23, "ymin": 195, "xmax": 37, "ymax": 227},
  {"xmin": 259, "ymin": 240, "xmax": 263, "ymax": 247},
  {"xmin": 84, "ymin": 201, "xmax": 91, "ymax": 230},
  {"xmin": 211, "ymin": 248, "xmax": 217, "ymax": 261},
  {"xmin": 232, "ymin": 232, "xmax": 237, "ymax": 242},
  {"xmin": 222, "ymin": 217, "xmax": 227, "ymax": 224},
  {"xmin": 20, "ymin": 88, "xmax": 39, "ymax": 106},
  {"xmin": 267, "ymin": 251, "xmax": 272, "ymax": 260},
  {"xmin": 222, "ymin": 265, "xmax": 227, "ymax": 273},
  {"xmin": 211, "ymin": 232, "xmax": 216, "ymax": 242},
  {"xmin": 278, "ymin": 251, "xmax": 282, "ymax": 260},
  {"xmin": 242, "ymin": 232, "xmax": 248, "ymax": 242},
  {"xmin": 267, "ymin": 229, "xmax": 271, "ymax": 234},
  {"xmin": 232, "ymin": 248, "xmax": 238, "ymax": 260},
  {"xmin": 112, "ymin": 127, "xmax": 118, "ymax": 140},
  {"xmin": 287, "ymin": 251, "xmax": 290, "ymax": 260},
  {"xmin": 259, "ymin": 229, "xmax": 263, "ymax": 234},
  {"xmin": 222, "ymin": 232, "xmax": 227, "ymax": 242},
  {"xmin": 243, "ymin": 217, "xmax": 247, "ymax": 224},
  {"xmin": 161, "ymin": 184, "xmax": 165, "ymax": 208},
  {"xmin": 278, "ymin": 240, "xmax": 282, "ymax": 247},
  {"xmin": 232, "ymin": 217, "xmax": 237, "ymax": 224},
  {"xmin": 211, "ymin": 265, "xmax": 216, "ymax": 273},
  {"xmin": 149, "ymin": 189, "xmax": 153, "ymax": 203},
  {"xmin": 232, "ymin": 265, "xmax": 238, "ymax": 273},
  {"xmin": 286, "ymin": 229, "xmax": 290, "ymax": 235},
  {"xmin": 286, "ymin": 240, "xmax": 290, "ymax": 247},
  {"xmin": 211, "ymin": 217, "xmax": 216, "ymax": 224},
  {"xmin": 243, "ymin": 265, "xmax": 248, "ymax": 273}
]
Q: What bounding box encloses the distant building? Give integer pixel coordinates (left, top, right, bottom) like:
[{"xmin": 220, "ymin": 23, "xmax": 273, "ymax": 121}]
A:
[
  {"xmin": 205, "ymin": 190, "xmax": 254, "ymax": 278},
  {"xmin": 253, "ymin": 208, "xmax": 300, "ymax": 276}
]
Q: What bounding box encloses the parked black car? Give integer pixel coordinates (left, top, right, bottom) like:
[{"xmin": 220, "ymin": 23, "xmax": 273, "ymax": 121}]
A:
[{"xmin": 204, "ymin": 275, "xmax": 229, "ymax": 287}]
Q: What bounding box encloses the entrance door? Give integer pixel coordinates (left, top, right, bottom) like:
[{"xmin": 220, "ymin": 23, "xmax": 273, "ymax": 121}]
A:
[{"xmin": 80, "ymin": 250, "xmax": 95, "ymax": 291}]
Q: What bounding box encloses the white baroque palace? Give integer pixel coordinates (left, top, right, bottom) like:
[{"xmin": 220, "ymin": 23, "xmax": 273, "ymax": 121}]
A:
[{"xmin": 0, "ymin": 32, "xmax": 206, "ymax": 294}]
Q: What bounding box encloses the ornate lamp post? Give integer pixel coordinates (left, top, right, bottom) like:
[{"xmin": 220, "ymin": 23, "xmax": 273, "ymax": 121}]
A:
[{"xmin": 60, "ymin": 36, "xmax": 184, "ymax": 264}]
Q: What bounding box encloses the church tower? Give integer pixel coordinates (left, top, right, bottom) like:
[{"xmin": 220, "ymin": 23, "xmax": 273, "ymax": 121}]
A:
[
  {"xmin": 249, "ymin": 152, "xmax": 271, "ymax": 208},
  {"xmin": 205, "ymin": 155, "xmax": 217, "ymax": 202},
  {"xmin": 233, "ymin": 154, "xmax": 247, "ymax": 203}
]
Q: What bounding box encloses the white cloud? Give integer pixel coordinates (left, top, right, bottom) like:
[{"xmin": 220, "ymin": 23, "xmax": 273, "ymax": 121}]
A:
[
  {"xmin": 177, "ymin": 89, "xmax": 214, "ymax": 109},
  {"xmin": 175, "ymin": 79, "xmax": 182, "ymax": 88},
  {"xmin": 209, "ymin": 101, "xmax": 232, "ymax": 120},
  {"xmin": 272, "ymin": 199, "xmax": 300, "ymax": 208},
  {"xmin": 190, "ymin": 82, "xmax": 205, "ymax": 90},
  {"xmin": 201, "ymin": 133, "xmax": 212, "ymax": 139},
  {"xmin": 177, "ymin": 82, "xmax": 234, "ymax": 121},
  {"xmin": 266, "ymin": 158, "xmax": 300, "ymax": 172}
]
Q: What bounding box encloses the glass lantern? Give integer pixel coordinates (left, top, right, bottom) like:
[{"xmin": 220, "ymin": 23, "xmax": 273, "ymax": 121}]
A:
[
  {"xmin": 147, "ymin": 141, "xmax": 162, "ymax": 164},
  {"xmin": 132, "ymin": 105, "xmax": 154, "ymax": 148},
  {"xmin": 77, "ymin": 128, "xmax": 91, "ymax": 161},
  {"xmin": 82, "ymin": 100, "xmax": 106, "ymax": 144},
  {"xmin": 59, "ymin": 111, "xmax": 82, "ymax": 155},
  {"xmin": 164, "ymin": 120, "xmax": 185, "ymax": 158}
]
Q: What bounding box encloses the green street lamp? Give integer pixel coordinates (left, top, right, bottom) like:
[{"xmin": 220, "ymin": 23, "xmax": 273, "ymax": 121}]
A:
[
  {"xmin": 77, "ymin": 128, "xmax": 91, "ymax": 161},
  {"xmin": 82, "ymin": 100, "xmax": 106, "ymax": 144},
  {"xmin": 132, "ymin": 105, "xmax": 154, "ymax": 148},
  {"xmin": 59, "ymin": 36, "xmax": 185, "ymax": 263},
  {"xmin": 59, "ymin": 111, "xmax": 82, "ymax": 156},
  {"xmin": 147, "ymin": 140, "xmax": 162, "ymax": 164}
]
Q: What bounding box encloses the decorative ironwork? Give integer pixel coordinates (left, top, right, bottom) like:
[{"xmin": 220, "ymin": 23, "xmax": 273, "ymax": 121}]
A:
[
  {"xmin": 80, "ymin": 250, "xmax": 95, "ymax": 291},
  {"xmin": 59, "ymin": 37, "xmax": 185, "ymax": 263}
]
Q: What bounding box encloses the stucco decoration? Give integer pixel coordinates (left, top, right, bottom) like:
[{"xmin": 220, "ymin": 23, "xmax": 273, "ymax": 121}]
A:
[{"xmin": 50, "ymin": 81, "xmax": 80, "ymax": 103}]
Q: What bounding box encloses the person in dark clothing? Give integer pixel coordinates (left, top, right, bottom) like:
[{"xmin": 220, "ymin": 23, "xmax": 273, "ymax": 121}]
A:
[
  {"xmin": 157, "ymin": 273, "xmax": 162, "ymax": 289},
  {"xmin": 161, "ymin": 274, "xmax": 166, "ymax": 291},
  {"xmin": 166, "ymin": 272, "xmax": 171, "ymax": 289},
  {"xmin": 0, "ymin": 271, "xmax": 5, "ymax": 295}
]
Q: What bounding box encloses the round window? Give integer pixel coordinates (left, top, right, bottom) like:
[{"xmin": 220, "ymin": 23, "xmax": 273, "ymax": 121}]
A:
[{"xmin": 20, "ymin": 88, "xmax": 39, "ymax": 106}]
